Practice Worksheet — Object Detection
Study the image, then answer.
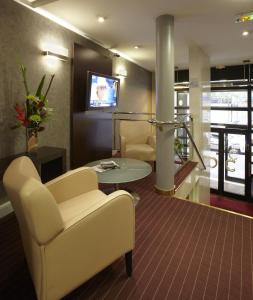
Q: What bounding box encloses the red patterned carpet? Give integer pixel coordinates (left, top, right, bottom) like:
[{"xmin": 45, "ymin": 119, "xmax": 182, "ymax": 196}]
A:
[{"xmin": 1, "ymin": 173, "xmax": 253, "ymax": 300}]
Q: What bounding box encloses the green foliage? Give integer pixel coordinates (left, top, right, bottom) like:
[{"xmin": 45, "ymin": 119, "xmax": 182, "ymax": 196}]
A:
[
  {"xmin": 12, "ymin": 65, "xmax": 55, "ymax": 134},
  {"xmin": 29, "ymin": 114, "xmax": 41, "ymax": 122},
  {"xmin": 35, "ymin": 75, "xmax": 46, "ymax": 98},
  {"xmin": 174, "ymin": 137, "xmax": 184, "ymax": 153}
]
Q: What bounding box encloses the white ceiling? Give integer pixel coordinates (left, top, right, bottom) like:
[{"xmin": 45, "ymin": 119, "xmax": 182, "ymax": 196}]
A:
[{"xmin": 27, "ymin": 0, "xmax": 253, "ymax": 71}]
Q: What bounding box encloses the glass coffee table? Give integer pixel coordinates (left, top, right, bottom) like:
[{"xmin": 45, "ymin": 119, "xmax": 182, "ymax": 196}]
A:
[{"xmin": 86, "ymin": 158, "xmax": 152, "ymax": 204}]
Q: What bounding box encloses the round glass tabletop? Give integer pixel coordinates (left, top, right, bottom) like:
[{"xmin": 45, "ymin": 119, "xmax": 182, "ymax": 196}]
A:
[{"xmin": 86, "ymin": 158, "xmax": 152, "ymax": 184}]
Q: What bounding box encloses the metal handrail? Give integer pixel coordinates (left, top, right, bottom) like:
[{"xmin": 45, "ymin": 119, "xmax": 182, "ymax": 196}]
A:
[
  {"xmin": 148, "ymin": 118, "xmax": 206, "ymax": 170},
  {"xmin": 112, "ymin": 111, "xmax": 192, "ymax": 117},
  {"xmin": 182, "ymin": 122, "xmax": 206, "ymax": 170},
  {"xmin": 112, "ymin": 112, "xmax": 194, "ymax": 160}
]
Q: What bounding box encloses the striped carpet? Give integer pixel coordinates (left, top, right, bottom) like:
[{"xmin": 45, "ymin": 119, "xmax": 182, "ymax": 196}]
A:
[
  {"xmin": 63, "ymin": 174, "xmax": 253, "ymax": 300},
  {"xmin": 2, "ymin": 173, "xmax": 253, "ymax": 299},
  {"xmin": 210, "ymin": 193, "xmax": 253, "ymax": 217}
]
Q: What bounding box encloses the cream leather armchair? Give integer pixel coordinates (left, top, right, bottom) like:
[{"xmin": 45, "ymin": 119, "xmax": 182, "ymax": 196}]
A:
[
  {"xmin": 120, "ymin": 120, "xmax": 156, "ymax": 162},
  {"xmin": 3, "ymin": 156, "xmax": 135, "ymax": 300}
]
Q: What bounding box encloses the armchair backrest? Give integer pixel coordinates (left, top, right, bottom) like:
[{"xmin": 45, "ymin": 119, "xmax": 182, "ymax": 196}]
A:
[
  {"xmin": 120, "ymin": 120, "xmax": 153, "ymax": 144},
  {"xmin": 3, "ymin": 156, "xmax": 64, "ymax": 246}
]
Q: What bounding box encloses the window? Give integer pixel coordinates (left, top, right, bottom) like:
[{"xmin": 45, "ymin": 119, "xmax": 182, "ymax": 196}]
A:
[
  {"xmin": 210, "ymin": 110, "xmax": 248, "ymax": 125},
  {"xmin": 210, "ymin": 90, "xmax": 247, "ymax": 108}
]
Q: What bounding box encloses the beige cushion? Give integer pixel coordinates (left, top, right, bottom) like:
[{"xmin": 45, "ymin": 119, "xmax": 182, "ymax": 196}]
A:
[
  {"xmin": 120, "ymin": 120, "xmax": 152, "ymax": 144},
  {"xmin": 120, "ymin": 120, "xmax": 156, "ymax": 162},
  {"xmin": 22, "ymin": 178, "xmax": 64, "ymax": 244},
  {"xmin": 3, "ymin": 156, "xmax": 135, "ymax": 300},
  {"xmin": 46, "ymin": 167, "xmax": 98, "ymax": 203},
  {"xmin": 58, "ymin": 190, "xmax": 107, "ymax": 227},
  {"xmin": 126, "ymin": 144, "xmax": 156, "ymax": 161}
]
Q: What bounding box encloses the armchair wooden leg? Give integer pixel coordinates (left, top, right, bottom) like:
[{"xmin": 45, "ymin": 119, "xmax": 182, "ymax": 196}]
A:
[{"xmin": 125, "ymin": 251, "xmax": 132, "ymax": 277}]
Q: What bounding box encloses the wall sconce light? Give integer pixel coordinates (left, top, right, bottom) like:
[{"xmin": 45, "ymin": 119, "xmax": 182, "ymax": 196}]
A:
[
  {"xmin": 42, "ymin": 50, "xmax": 68, "ymax": 61},
  {"xmin": 114, "ymin": 67, "xmax": 128, "ymax": 79},
  {"xmin": 42, "ymin": 44, "xmax": 69, "ymax": 61}
]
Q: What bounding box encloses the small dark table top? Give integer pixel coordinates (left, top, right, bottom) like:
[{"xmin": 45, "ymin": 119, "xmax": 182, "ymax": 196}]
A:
[{"xmin": 0, "ymin": 146, "xmax": 66, "ymax": 180}]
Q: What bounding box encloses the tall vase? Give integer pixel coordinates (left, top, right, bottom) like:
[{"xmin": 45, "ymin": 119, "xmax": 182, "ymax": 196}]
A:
[{"xmin": 26, "ymin": 128, "xmax": 38, "ymax": 152}]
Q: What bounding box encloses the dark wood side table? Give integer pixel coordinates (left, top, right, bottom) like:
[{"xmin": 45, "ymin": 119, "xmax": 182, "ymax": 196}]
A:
[{"xmin": 0, "ymin": 146, "xmax": 66, "ymax": 183}]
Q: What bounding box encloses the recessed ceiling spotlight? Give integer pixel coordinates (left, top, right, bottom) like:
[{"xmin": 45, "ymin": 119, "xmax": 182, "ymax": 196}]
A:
[
  {"xmin": 134, "ymin": 45, "xmax": 140, "ymax": 49},
  {"xmin": 242, "ymin": 31, "xmax": 249, "ymax": 36},
  {"xmin": 97, "ymin": 16, "xmax": 105, "ymax": 23}
]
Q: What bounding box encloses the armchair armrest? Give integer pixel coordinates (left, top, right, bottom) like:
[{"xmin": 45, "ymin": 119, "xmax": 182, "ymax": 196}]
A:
[
  {"xmin": 45, "ymin": 191, "xmax": 135, "ymax": 293},
  {"xmin": 45, "ymin": 167, "xmax": 98, "ymax": 203},
  {"xmin": 120, "ymin": 135, "xmax": 126, "ymax": 157},
  {"xmin": 147, "ymin": 135, "xmax": 156, "ymax": 149}
]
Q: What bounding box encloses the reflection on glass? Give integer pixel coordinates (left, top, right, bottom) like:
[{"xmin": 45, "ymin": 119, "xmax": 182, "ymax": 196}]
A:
[
  {"xmin": 211, "ymin": 90, "xmax": 247, "ymax": 107},
  {"xmin": 210, "ymin": 110, "xmax": 247, "ymax": 125},
  {"xmin": 224, "ymin": 133, "xmax": 245, "ymax": 195},
  {"xmin": 177, "ymin": 92, "xmax": 189, "ymax": 107},
  {"xmin": 210, "ymin": 152, "xmax": 219, "ymax": 190},
  {"xmin": 210, "ymin": 133, "xmax": 219, "ymax": 189},
  {"xmin": 175, "ymin": 127, "xmax": 188, "ymax": 160}
]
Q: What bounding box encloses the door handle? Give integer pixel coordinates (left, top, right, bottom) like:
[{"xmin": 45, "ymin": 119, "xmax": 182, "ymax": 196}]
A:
[
  {"xmin": 210, "ymin": 157, "xmax": 218, "ymax": 168},
  {"xmin": 225, "ymin": 158, "xmax": 236, "ymax": 172}
]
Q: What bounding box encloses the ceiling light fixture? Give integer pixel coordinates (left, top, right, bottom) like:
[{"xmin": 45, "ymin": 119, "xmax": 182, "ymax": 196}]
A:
[
  {"xmin": 236, "ymin": 12, "xmax": 253, "ymax": 23},
  {"xmin": 134, "ymin": 45, "xmax": 140, "ymax": 49},
  {"xmin": 242, "ymin": 31, "xmax": 249, "ymax": 36},
  {"xmin": 97, "ymin": 16, "xmax": 105, "ymax": 23}
]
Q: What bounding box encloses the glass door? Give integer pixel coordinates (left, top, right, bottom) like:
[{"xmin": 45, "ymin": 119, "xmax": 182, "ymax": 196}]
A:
[
  {"xmin": 210, "ymin": 132, "xmax": 219, "ymax": 190},
  {"xmin": 210, "ymin": 128, "xmax": 251, "ymax": 201},
  {"xmin": 224, "ymin": 133, "xmax": 246, "ymax": 196}
]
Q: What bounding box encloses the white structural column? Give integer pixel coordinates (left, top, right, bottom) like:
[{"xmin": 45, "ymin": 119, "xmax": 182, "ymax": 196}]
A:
[
  {"xmin": 189, "ymin": 45, "xmax": 210, "ymax": 204},
  {"xmin": 155, "ymin": 15, "xmax": 175, "ymax": 193}
]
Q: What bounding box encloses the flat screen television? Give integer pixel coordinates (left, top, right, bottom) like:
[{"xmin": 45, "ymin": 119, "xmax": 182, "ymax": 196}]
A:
[{"xmin": 87, "ymin": 71, "xmax": 120, "ymax": 109}]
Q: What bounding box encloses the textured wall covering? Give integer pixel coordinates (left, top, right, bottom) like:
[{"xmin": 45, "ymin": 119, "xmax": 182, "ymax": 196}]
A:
[
  {"xmin": 0, "ymin": 0, "xmax": 152, "ymax": 164},
  {"xmin": 0, "ymin": 0, "xmax": 80, "ymax": 162},
  {"xmin": 112, "ymin": 57, "xmax": 152, "ymax": 148},
  {"xmin": 0, "ymin": 0, "xmax": 152, "ymax": 207},
  {"xmin": 113, "ymin": 57, "xmax": 152, "ymax": 113}
]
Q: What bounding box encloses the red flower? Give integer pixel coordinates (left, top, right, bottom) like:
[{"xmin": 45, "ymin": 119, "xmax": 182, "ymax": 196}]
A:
[{"xmin": 15, "ymin": 104, "xmax": 27, "ymax": 125}]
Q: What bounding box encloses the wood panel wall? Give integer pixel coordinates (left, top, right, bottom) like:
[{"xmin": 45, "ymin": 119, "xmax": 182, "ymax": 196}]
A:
[{"xmin": 71, "ymin": 43, "xmax": 113, "ymax": 168}]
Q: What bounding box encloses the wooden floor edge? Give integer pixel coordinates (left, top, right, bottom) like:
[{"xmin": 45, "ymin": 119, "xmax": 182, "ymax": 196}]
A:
[
  {"xmin": 175, "ymin": 160, "xmax": 198, "ymax": 190},
  {"xmin": 173, "ymin": 196, "xmax": 253, "ymax": 220}
]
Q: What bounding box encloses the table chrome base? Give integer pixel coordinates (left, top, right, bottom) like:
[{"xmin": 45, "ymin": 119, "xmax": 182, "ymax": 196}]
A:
[{"xmin": 102, "ymin": 185, "xmax": 140, "ymax": 206}]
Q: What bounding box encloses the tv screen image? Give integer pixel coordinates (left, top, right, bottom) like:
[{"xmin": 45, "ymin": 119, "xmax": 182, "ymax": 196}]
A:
[{"xmin": 87, "ymin": 72, "xmax": 119, "ymax": 109}]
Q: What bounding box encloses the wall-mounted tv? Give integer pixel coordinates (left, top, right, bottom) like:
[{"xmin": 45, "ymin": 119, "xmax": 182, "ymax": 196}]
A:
[{"xmin": 87, "ymin": 71, "xmax": 120, "ymax": 109}]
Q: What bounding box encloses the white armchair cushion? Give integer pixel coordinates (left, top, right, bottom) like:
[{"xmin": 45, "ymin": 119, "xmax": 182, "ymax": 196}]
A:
[
  {"xmin": 119, "ymin": 120, "xmax": 156, "ymax": 162},
  {"xmin": 58, "ymin": 190, "xmax": 107, "ymax": 228},
  {"xmin": 126, "ymin": 144, "xmax": 155, "ymax": 161},
  {"xmin": 22, "ymin": 178, "xmax": 64, "ymax": 245},
  {"xmin": 45, "ymin": 190, "xmax": 134, "ymax": 300},
  {"xmin": 45, "ymin": 167, "xmax": 98, "ymax": 203},
  {"xmin": 3, "ymin": 156, "xmax": 135, "ymax": 300}
]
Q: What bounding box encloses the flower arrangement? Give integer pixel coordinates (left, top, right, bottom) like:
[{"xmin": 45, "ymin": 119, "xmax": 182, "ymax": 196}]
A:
[{"xmin": 12, "ymin": 65, "xmax": 55, "ymax": 150}]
